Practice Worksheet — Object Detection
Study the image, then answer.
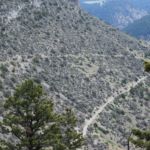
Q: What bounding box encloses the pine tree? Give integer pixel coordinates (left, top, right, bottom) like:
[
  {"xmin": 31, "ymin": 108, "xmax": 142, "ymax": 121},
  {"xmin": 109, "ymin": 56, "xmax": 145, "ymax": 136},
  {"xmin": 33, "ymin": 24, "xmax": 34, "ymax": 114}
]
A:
[
  {"xmin": 0, "ymin": 80, "xmax": 84, "ymax": 150},
  {"xmin": 61, "ymin": 109, "xmax": 84, "ymax": 150},
  {"xmin": 129, "ymin": 129, "xmax": 150, "ymax": 150},
  {"xmin": 144, "ymin": 60, "xmax": 150, "ymax": 72}
]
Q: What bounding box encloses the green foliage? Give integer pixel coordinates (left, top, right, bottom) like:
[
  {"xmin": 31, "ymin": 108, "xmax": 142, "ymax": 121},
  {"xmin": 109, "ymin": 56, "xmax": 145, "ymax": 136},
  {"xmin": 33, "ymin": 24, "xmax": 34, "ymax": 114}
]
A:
[
  {"xmin": 129, "ymin": 129, "xmax": 150, "ymax": 150},
  {"xmin": 144, "ymin": 60, "xmax": 150, "ymax": 72},
  {"xmin": 61, "ymin": 109, "xmax": 84, "ymax": 150},
  {"xmin": 0, "ymin": 80, "xmax": 84, "ymax": 150}
]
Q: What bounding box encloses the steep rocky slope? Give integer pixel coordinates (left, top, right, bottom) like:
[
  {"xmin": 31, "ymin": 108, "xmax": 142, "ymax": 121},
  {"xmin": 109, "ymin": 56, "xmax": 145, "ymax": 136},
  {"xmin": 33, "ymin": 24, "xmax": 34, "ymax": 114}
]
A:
[
  {"xmin": 0, "ymin": 0, "xmax": 150, "ymax": 149},
  {"xmin": 88, "ymin": 76, "xmax": 150, "ymax": 150}
]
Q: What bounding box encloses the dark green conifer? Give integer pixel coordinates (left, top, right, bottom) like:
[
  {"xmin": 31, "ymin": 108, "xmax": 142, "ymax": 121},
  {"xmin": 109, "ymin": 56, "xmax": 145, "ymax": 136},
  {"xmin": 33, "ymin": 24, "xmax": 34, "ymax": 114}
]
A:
[
  {"xmin": 144, "ymin": 60, "xmax": 150, "ymax": 72},
  {"xmin": 61, "ymin": 109, "xmax": 84, "ymax": 150},
  {"xmin": 0, "ymin": 80, "xmax": 84, "ymax": 150},
  {"xmin": 129, "ymin": 129, "xmax": 150, "ymax": 150}
]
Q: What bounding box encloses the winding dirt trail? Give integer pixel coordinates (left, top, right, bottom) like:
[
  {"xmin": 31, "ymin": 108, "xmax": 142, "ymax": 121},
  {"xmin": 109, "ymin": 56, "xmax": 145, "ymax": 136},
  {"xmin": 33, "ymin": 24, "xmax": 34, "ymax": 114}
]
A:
[{"xmin": 82, "ymin": 76, "xmax": 147, "ymax": 137}]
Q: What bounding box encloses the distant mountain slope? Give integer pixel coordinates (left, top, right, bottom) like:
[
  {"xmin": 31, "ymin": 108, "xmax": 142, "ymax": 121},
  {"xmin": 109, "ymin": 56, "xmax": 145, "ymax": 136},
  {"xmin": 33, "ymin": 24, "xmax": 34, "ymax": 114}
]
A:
[
  {"xmin": 80, "ymin": 0, "xmax": 150, "ymax": 29},
  {"xmin": 123, "ymin": 15, "xmax": 150, "ymax": 40},
  {"xmin": 0, "ymin": 0, "xmax": 150, "ymax": 149}
]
